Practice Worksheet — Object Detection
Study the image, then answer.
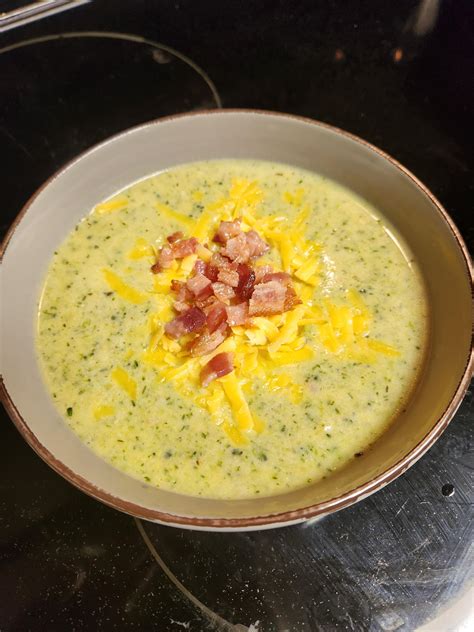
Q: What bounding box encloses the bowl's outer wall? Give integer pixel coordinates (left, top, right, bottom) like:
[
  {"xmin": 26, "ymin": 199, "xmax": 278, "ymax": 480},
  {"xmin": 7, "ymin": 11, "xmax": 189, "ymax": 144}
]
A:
[{"xmin": 1, "ymin": 111, "xmax": 472, "ymax": 526}]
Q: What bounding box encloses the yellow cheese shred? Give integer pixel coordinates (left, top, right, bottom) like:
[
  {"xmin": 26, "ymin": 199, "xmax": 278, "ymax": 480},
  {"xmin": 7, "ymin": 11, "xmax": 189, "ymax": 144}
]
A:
[
  {"xmin": 103, "ymin": 269, "xmax": 147, "ymax": 304},
  {"xmin": 156, "ymin": 202, "xmax": 194, "ymax": 228},
  {"xmin": 269, "ymin": 346, "xmax": 314, "ymax": 365},
  {"xmin": 94, "ymin": 196, "xmax": 128, "ymax": 214},
  {"xmin": 94, "ymin": 405, "xmax": 116, "ymax": 420},
  {"xmin": 316, "ymin": 290, "xmax": 399, "ymax": 362},
  {"xmin": 222, "ymin": 421, "xmax": 249, "ymax": 445},
  {"xmin": 111, "ymin": 367, "xmax": 137, "ymax": 400},
  {"xmin": 229, "ymin": 178, "xmax": 264, "ymax": 214},
  {"xmin": 220, "ymin": 372, "xmax": 255, "ymax": 432},
  {"xmin": 367, "ymin": 339, "xmax": 401, "ymax": 357},
  {"xmin": 128, "ymin": 238, "xmax": 154, "ymax": 260}
]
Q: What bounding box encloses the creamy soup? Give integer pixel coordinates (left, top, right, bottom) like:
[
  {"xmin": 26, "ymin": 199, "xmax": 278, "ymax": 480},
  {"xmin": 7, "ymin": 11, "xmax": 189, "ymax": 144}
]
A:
[{"xmin": 37, "ymin": 160, "xmax": 427, "ymax": 499}]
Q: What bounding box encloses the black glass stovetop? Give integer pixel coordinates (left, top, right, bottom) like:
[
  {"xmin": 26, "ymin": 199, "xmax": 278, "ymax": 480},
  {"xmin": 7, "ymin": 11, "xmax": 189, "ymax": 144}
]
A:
[{"xmin": 1, "ymin": 2, "xmax": 473, "ymax": 631}]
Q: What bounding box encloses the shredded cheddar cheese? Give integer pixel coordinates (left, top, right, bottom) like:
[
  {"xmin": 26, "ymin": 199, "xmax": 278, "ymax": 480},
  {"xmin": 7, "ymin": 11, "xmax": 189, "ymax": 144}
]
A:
[
  {"xmin": 94, "ymin": 404, "xmax": 116, "ymax": 420},
  {"xmin": 136, "ymin": 178, "xmax": 400, "ymax": 444},
  {"xmin": 111, "ymin": 367, "xmax": 137, "ymax": 400},
  {"xmin": 128, "ymin": 238, "xmax": 155, "ymax": 260},
  {"xmin": 94, "ymin": 196, "xmax": 128, "ymax": 214},
  {"xmin": 156, "ymin": 202, "xmax": 194, "ymax": 228},
  {"xmin": 103, "ymin": 269, "xmax": 147, "ymax": 304}
]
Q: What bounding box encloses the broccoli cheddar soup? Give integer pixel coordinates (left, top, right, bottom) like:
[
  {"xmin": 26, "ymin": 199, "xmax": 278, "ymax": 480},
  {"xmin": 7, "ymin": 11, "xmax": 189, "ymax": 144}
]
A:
[{"xmin": 37, "ymin": 160, "xmax": 427, "ymax": 499}]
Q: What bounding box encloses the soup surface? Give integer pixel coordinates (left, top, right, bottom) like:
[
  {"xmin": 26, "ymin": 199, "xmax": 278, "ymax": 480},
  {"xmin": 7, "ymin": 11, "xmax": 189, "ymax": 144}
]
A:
[{"xmin": 37, "ymin": 160, "xmax": 427, "ymax": 499}]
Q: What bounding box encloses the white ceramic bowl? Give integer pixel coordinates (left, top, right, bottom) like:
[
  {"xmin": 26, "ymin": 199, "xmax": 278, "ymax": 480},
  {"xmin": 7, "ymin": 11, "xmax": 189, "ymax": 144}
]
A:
[{"xmin": 1, "ymin": 110, "xmax": 472, "ymax": 530}]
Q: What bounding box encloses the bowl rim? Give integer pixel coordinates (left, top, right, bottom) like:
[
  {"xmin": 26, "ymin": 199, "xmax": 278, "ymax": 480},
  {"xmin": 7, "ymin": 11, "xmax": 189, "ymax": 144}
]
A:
[{"xmin": 1, "ymin": 108, "xmax": 473, "ymax": 529}]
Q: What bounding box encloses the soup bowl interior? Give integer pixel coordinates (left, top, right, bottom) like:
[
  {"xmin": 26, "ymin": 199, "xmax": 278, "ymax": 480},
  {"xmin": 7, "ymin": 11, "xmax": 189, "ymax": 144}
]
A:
[{"xmin": 1, "ymin": 111, "xmax": 472, "ymax": 529}]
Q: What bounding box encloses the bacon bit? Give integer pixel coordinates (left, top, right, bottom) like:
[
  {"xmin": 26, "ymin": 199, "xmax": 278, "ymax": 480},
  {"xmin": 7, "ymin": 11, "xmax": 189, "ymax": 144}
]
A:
[
  {"xmin": 186, "ymin": 273, "xmax": 212, "ymax": 298},
  {"xmin": 210, "ymin": 252, "xmax": 230, "ymax": 268},
  {"xmin": 222, "ymin": 232, "xmax": 251, "ymax": 264},
  {"xmin": 167, "ymin": 231, "xmax": 184, "ymax": 244},
  {"xmin": 211, "ymin": 252, "xmax": 239, "ymax": 285},
  {"xmin": 200, "ymin": 352, "xmax": 234, "ymax": 387},
  {"xmin": 225, "ymin": 302, "xmax": 249, "ymax": 326},
  {"xmin": 254, "ymin": 265, "xmax": 274, "ymax": 282},
  {"xmin": 201, "ymin": 297, "xmax": 220, "ymax": 313},
  {"xmin": 213, "ymin": 219, "xmax": 242, "ymax": 243},
  {"xmin": 197, "ymin": 284, "xmax": 213, "ymax": 301},
  {"xmin": 156, "ymin": 219, "xmax": 303, "ymax": 372},
  {"xmin": 206, "ymin": 301, "xmax": 228, "ymax": 333},
  {"xmin": 171, "ymin": 280, "xmax": 193, "ymax": 311},
  {"xmin": 248, "ymin": 280, "xmax": 287, "ymax": 316},
  {"xmin": 212, "ymin": 282, "xmax": 236, "ymax": 304},
  {"xmin": 152, "ymin": 237, "xmax": 198, "ymax": 272},
  {"xmin": 204, "ymin": 263, "xmax": 219, "ymax": 282},
  {"xmin": 284, "ymin": 285, "xmax": 303, "ymax": 311},
  {"xmin": 173, "ymin": 300, "xmax": 190, "ymax": 313},
  {"xmin": 195, "ymin": 295, "xmax": 217, "ymax": 311},
  {"xmin": 188, "ymin": 326, "xmax": 228, "ymax": 356},
  {"xmin": 164, "ymin": 306, "xmax": 206, "ymax": 339},
  {"xmin": 171, "ymin": 279, "xmax": 185, "ymax": 293},
  {"xmin": 217, "ymin": 267, "xmax": 240, "ymax": 287},
  {"xmin": 262, "ymin": 271, "xmax": 292, "ymax": 285},
  {"xmin": 194, "ymin": 259, "xmax": 207, "ymax": 276},
  {"xmin": 151, "ymin": 246, "xmax": 174, "ymax": 273},
  {"xmin": 171, "ymin": 237, "xmax": 198, "ymax": 259},
  {"xmin": 246, "ymin": 230, "xmax": 269, "ymax": 258},
  {"xmin": 235, "ymin": 263, "xmax": 256, "ymax": 300}
]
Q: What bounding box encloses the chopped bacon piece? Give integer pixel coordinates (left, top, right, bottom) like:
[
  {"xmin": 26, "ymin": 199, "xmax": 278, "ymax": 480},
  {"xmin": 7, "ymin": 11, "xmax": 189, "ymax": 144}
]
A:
[
  {"xmin": 186, "ymin": 273, "xmax": 212, "ymax": 298},
  {"xmin": 284, "ymin": 285, "xmax": 303, "ymax": 311},
  {"xmin": 212, "ymin": 282, "xmax": 236, "ymax": 304},
  {"xmin": 262, "ymin": 271, "xmax": 292, "ymax": 285},
  {"xmin": 221, "ymin": 232, "xmax": 250, "ymax": 264},
  {"xmin": 201, "ymin": 297, "xmax": 220, "ymax": 314},
  {"xmin": 171, "ymin": 279, "xmax": 185, "ymax": 293},
  {"xmin": 151, "ymin": 246, "xmax": 174, "ymax": 273},
  {"xmin": 254, "ymin": 265, "xmax": 274, "ymax": 282},
  {"xmin": 165, "ymin": 307, "xmax": 206, "ymax": 339},
  {"xmin": 204, "ymin": 263, "xmax": 219, "ymax": 282},
  {"xmin": 210, "ymin": 252, "xmax": 231, "ymax": 268},
  {"xmin": 173, "ymin": 300, "xmax": 189, "ymax": 313},
  {"xmin": 213, "ymin": 219, "xmax": 242, "ymax": 243},
  {"xmin": 152, "ymin": 237, "xmax": 198, "ymax": 272},
  {"xmin": 217, "ymin": 267, "xmax": 240, "ymax": 287},
  {"xmin": 171, "ymin": 280, "xmax": 193, "ymax": 312},
  {"xmin": 248, "ymin": 280, "xmax": 287, "ymax": 316},
  {"xmin": 188, "ymin": 326, "xmax": 228, "ymax": 357},
  {"xmin": 167, "ymin": 231, "xmax": 184, "ymax": 244},
  {"xmin": 195, "ymin": 295, "xmax": 217, "ymax": 310},
  {"xmin": 194, "ymin": 259, "xmax": 207, "ymax": 276},
  {"xmin": 246, "ymin": 230, "xmax": 269, "ymax": 258},
  {"xmin": 225, "ymin": 302, "xmax": 249, "ymax": 326},
  {"xmin": 200, "ymin": 352, "xmax": 234, "ymax": 387},
  {"xmin": 235, "ymin": 263, "xmax": 256, "ymax": 300},
  {"xmin": 171, "ymin": 237, "xmax": 198, "ymax": 259},
  {"xmin": 206, "ymin": 301, "xmax": 228, "ymax": 333},
  {"xmin": 197, "ymin": 285, "xmax": 213, "ymax": 301},
  {"xmin": 210, "ymin": 252, "xmax": 239, "ymax": 285}
]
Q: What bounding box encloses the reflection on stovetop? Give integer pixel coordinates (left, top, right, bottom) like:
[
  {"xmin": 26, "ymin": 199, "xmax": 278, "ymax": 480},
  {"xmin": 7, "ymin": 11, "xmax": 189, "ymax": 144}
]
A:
[
  {"xmin": 0, "ymin": 31, "xmax": 220, "ymax": 240},
  {"xmin": 138, "ymin": 389, "xmax": 472, "ymax": 631}
]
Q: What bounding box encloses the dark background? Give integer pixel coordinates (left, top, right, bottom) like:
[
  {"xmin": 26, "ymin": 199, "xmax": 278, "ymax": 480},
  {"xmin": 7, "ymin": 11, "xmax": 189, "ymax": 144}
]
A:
[{"xmin": 1, "ymin": 2, "xmax": 473, "ymax": 631}]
